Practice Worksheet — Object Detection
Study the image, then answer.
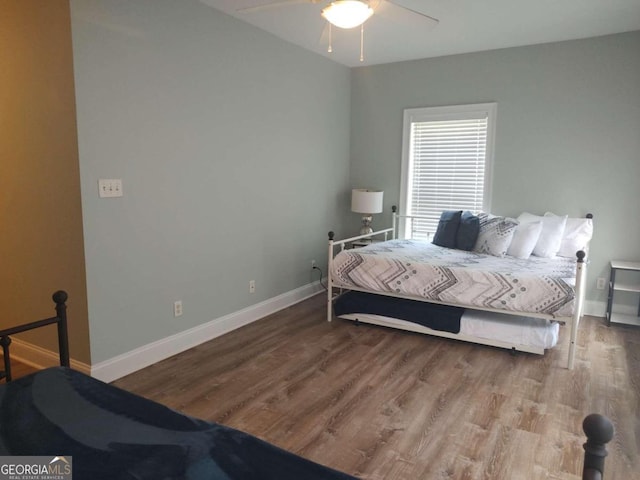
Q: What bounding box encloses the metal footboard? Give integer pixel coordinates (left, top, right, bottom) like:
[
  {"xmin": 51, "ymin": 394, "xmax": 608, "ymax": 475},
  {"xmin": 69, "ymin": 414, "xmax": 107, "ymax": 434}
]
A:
[{"xmin": 0, "ymin": 290, "xmax": 70, "ymax": 382}]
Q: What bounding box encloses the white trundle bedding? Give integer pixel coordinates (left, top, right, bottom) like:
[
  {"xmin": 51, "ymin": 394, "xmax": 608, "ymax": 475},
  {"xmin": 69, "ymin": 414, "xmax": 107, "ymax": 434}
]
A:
[
  {"xmin": 461, "ymin": 310, "xmax": 559, "ymax": 350},
  {"xmin": 338, "ymin": 310, "xmax": 560, "ymax": 353}
]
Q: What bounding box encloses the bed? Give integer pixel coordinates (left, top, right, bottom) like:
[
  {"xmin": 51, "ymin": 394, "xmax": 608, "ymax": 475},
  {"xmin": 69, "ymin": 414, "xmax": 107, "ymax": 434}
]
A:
[
  {"xmin": 0, "ymin": 366, "xmax": 355, "ymax": 480},
  {"xmin": 327, "ymin": 208, "xmax": 591, "ymax": 369}
]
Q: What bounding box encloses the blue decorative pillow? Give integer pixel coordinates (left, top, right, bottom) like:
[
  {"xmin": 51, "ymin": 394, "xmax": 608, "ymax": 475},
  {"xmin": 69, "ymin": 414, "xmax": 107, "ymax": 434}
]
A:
[
  {"xmin": 432, "ymin": 210, "xmax": 463, "ymax": 248},
  {"xmin": 456, "ymin": 211, "xmax": 480, "ymax": 251}
]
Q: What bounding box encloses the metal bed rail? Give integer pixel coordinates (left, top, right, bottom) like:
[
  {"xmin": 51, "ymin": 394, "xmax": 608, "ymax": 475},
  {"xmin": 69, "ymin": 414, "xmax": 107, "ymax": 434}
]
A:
[{"xmin": 0, "ymin": 290, "xmax": 70, "ymax": 382}]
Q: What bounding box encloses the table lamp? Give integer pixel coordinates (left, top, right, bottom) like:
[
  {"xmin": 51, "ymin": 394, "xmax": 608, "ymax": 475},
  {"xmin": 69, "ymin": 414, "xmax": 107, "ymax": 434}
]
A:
[{"xmin": 351, "ymin": 188, "xmax": 383, "ymax": 235}]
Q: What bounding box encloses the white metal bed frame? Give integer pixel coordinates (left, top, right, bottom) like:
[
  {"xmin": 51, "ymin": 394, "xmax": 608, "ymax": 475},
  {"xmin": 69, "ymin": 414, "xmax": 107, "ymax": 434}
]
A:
[{"xmin": 327, "ymin": 209, "xmax": 587, "ymax": 370}]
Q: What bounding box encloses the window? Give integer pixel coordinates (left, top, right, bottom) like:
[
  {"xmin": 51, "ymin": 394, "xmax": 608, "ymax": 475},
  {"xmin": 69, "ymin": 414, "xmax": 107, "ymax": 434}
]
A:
[{"xmin": 400, "ymin": 103, "xmax": 497, "ymax": 239}]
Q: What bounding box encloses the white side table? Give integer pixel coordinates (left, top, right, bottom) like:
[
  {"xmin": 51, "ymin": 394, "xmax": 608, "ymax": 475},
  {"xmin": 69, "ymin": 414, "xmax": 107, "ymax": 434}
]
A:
[{"xmin": 606, "ymin": 260, "xmax": 640, "ymax": 327}]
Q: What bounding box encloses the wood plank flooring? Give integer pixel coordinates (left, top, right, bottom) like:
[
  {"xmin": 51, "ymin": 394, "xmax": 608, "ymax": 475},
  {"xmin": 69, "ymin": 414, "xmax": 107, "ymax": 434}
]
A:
[
  {"xmin": 3, "ymin": 361, "xmax": 36, "ymax": 381},
  {"xmin": 113, "ymin": 294, "xmax": 639, "ymax": 479}
]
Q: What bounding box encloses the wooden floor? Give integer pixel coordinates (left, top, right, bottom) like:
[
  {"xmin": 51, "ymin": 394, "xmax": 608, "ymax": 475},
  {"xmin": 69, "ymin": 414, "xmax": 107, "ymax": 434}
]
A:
[
  {"xmin": 4, "ymin": 361, "xmax": 37, "ymax": 380},
  {"xmin": 112, "ymin": 294, "xmax": 639, "ymax": 480}
]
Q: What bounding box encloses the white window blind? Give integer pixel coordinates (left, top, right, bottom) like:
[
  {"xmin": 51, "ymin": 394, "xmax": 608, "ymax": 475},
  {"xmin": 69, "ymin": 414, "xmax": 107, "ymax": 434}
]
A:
[{"xmin": 401, "ymin": 104, "xmax": 496, "ymax": 240}]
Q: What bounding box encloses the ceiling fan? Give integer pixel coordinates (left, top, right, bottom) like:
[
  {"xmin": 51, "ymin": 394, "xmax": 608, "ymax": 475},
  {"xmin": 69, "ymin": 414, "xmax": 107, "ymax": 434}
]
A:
[{"xmin": 237, "ymin": 0, "xmax": 439, "ymax": 62}]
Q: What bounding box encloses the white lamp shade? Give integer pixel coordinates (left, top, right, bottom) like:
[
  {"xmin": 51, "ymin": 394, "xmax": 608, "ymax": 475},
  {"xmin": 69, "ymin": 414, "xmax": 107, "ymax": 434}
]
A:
[
  {"xmin": 351, "ymin": 189, "xmax": 383, "ymax": 214},
  {"xmin": 321, "ymin": 1, "xmax": 374, "ymax": 29}
]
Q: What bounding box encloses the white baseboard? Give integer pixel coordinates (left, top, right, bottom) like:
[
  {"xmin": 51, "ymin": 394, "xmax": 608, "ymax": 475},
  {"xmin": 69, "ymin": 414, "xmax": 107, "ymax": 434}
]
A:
[
  {"xmin": 581, "ymin": 300, "xmax": 639, "ymax": 318},
  {"xmin": 10, "ymin": 339, "xmax": 91, "ymax": 376},
  {"xmin": 90, "ymin": 281, "xmax": 325, "ymax": 383}
]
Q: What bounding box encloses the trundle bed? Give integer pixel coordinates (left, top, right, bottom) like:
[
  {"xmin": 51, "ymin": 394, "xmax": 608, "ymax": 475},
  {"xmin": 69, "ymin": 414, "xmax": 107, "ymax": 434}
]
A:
[{"xmin": 327, "ymin": 209, "xmax": 590, "ymax": 369}]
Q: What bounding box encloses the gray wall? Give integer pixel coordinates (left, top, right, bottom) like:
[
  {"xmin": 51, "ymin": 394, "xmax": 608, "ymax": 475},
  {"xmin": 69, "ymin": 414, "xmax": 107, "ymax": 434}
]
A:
[
  {"xmin": 71, "ymin": 0, "xmax": 351, "ymax": 363},
  {"xmin": 71, "ymin": 0, "xmax": 639, "ymax": 365},
  {"xmin": 350, "ymin": 31, "xmax": 640, "ymax": 310}
]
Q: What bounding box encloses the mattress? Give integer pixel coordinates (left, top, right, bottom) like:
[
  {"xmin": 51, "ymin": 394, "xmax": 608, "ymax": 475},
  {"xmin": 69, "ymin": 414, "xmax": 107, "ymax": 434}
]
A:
[
  {"xmin": 331, "ymin": 239, "xmax": 577, "ymax": 318},
  {"xmin": 460, "ymin": 310, "xmax": 559, "ymax": 349}
]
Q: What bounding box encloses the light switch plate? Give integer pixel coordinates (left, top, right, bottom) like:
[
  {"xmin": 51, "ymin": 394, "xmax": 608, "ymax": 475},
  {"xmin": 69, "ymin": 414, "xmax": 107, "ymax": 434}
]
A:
[{"xmin": 98, "ymin": 179, "xmax": 123, "ymax": 198}]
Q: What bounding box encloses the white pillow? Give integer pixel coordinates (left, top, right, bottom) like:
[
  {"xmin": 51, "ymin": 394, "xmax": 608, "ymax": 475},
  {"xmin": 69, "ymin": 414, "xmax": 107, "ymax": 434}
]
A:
[
  {"xmin": 507, "ymin": 221, "xmax": 543, "ymax": 259},
  {"xmin": 473, "ymin": 213, "xmax": 519, "ymax": 257},
  {"xmin": 517, "ymin": 212, "xmax": 567, "ymax": 258},
  {"xmin": 545, "ymin": 212, "xmax": 593, "ymax": 258}
]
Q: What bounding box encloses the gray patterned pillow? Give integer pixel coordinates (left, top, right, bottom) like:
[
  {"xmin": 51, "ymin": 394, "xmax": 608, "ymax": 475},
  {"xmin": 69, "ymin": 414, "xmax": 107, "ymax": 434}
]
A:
[{"xmin": 473, "ymin": 213, "xmax": 519, "ymax": 257}]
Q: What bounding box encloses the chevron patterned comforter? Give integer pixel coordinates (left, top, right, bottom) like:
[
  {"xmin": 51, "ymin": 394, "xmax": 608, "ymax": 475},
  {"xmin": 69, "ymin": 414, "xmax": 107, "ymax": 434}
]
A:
[{"xmin": 331, "ymin": 239, "xmax": 577, "ymax": 318}]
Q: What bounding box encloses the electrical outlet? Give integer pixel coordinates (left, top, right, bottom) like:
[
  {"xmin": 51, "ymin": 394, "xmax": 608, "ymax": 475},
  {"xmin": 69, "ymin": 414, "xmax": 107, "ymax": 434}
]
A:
[
  {"xmin": 173, "ymin": 300, "xmax": 183, "ymax": 317},
  {"xmin": 596, "ymin": 277, "xmax": 606, "ymax": 290},
  {"xmin": 249, "ymin": 280, "xmax": 256, "ymax": 293},
  {"xmin": 311, "ymin": 259, "xmax": 316, "ymax": 269}
]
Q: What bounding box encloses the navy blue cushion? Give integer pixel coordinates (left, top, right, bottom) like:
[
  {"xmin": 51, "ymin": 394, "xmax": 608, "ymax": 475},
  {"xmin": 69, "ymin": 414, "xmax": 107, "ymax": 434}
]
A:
[
  {"xmin": 432, "ymin": 210, "xmax": 463, "ymax": 248},
  {"xmin": 456, "ymin": 211, "xmax": 480, "ymax": 251}
]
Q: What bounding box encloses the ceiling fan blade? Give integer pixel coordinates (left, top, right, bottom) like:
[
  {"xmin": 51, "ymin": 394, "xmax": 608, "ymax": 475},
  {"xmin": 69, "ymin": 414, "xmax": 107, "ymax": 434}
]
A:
[
  {"xmin": 237, "ymin": 0, "xmax": 318, "ymax": 14},
  {"xmin": 380, "ymin": 0, "xmax": 439, "ymax": 26}
]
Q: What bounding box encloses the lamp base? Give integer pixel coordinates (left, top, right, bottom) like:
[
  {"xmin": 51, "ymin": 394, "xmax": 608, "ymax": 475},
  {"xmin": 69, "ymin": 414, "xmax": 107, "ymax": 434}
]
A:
[{"xmin": 359, "ymin": 215, "xmax": 373, "ymax": 235}]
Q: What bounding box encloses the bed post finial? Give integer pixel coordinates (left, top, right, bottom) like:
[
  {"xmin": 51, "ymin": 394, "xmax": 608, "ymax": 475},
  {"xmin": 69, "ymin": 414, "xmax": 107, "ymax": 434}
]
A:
[
  {"xmin": 576, "ymin": 250, "xmax": 586, "ymax": 263},
  {"xmin": 392, "ymin": 205, "xmax": 397, "ymax": 213},
  {"xmin": 582, "ymin": 413, "xmax": 614, "ymax": 479},
  {"xmin": 586, "ymin": 213, "xmax": 593, "ymax": 219},
  {"xmin": 53, "ymin": 290, "xmax": 68, "ymax": 305},
  {"xmin": 52, "ymin": 290, "xmax": 70, "ymax": 368},
  {"xmin": 328, "ymin": 231, "xmax": 335, "ymax": 241}
]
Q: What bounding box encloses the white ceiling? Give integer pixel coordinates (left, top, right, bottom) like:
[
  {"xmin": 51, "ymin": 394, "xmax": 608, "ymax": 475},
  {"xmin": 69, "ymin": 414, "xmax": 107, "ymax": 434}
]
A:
[{"xmin": 199, "ymin": 0, "xmax": 640, "ymax": 67}]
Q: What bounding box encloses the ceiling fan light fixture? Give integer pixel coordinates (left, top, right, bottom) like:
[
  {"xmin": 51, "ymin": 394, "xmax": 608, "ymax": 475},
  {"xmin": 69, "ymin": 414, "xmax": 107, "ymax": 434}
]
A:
[{"xmin": 321, "ymin": 0, "xmax": 374, "ymax": 29}]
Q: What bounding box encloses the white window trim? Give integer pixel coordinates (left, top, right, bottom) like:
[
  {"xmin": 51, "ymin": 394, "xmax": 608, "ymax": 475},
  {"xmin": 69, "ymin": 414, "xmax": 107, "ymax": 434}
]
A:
[{"xmin": 399, "ymin": 102, "xmax": 497, "ymax": 238}]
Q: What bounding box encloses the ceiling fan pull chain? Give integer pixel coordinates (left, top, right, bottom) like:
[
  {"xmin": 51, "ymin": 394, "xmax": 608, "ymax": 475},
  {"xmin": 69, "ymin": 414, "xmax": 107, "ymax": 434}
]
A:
[
  {"xmin": 328, "ymin": 22, "xmax": 333, "ymax": 53},
  {"xmin": 360, "ymin": 23, "xmax": 365, "ymax": 62}
]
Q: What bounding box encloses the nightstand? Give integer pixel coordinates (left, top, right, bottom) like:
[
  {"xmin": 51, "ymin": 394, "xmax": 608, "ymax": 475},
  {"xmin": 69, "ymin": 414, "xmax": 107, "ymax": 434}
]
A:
[
  {"xmin": 606, "ymin": 260, "xmax": 640, "ymax": 327},
  {"xmin": 350, "ymin": 239, "xmax": 382, "ymax": 249}
]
